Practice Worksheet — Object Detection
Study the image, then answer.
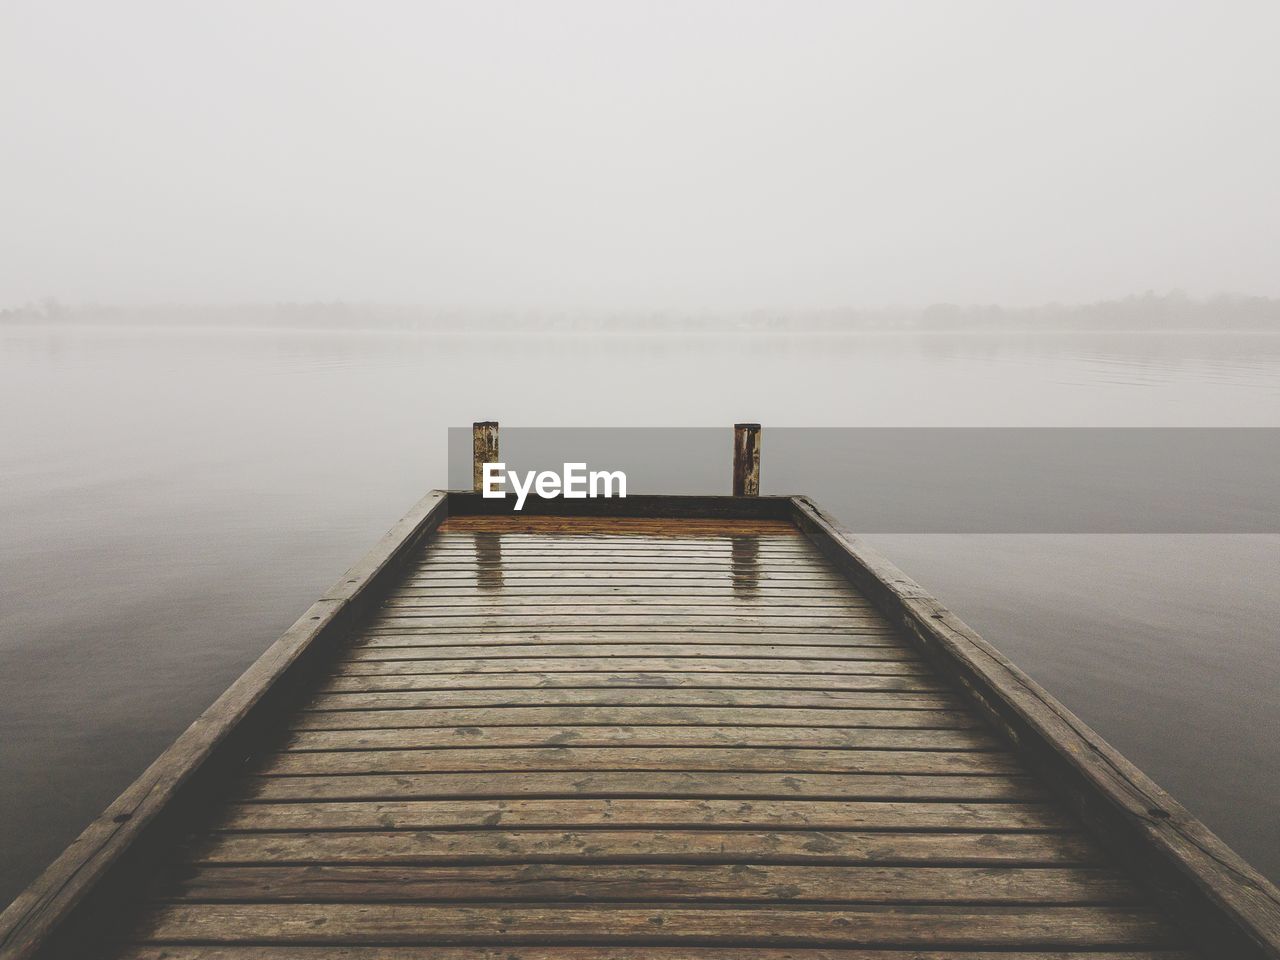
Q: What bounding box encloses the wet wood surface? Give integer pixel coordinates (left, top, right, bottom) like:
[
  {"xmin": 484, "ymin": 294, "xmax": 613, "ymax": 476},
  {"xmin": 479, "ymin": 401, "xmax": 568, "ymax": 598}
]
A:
[{"xmin": 98, "ymin": 514, "xmax": 1197, "ymax": 958}]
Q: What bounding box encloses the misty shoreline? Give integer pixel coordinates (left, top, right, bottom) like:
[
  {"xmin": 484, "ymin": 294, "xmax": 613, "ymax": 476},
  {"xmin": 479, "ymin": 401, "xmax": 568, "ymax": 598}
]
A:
[{"xmin": 4, "ymin": 294, "xmax": 1280, "ymax": 334}]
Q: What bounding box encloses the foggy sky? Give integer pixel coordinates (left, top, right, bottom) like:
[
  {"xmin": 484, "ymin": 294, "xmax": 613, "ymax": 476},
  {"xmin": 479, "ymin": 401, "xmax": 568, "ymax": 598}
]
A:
[{"xmin": 3, "ymin": 1, "xmax": 1278, "ymax": 311}]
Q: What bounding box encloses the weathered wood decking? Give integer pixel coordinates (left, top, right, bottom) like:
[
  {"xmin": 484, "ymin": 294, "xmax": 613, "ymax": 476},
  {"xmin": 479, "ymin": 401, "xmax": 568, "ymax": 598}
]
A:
[{"xmin": 2, "ymin": 493, "xmax": 1278, "ymax": 958}]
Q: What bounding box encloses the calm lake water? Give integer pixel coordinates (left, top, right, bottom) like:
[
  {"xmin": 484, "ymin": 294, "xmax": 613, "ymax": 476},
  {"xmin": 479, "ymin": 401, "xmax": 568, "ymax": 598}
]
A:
[{"xmin": 1, "ymin": 323, "xmax": 1278, "ymax": 905}]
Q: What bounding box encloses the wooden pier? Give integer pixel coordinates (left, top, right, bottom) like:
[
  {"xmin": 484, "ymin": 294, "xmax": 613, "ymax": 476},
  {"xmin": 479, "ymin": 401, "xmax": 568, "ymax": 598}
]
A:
[{"xmin": 2, "ymin": 428, "xmax": 1278, "ymax": 958}]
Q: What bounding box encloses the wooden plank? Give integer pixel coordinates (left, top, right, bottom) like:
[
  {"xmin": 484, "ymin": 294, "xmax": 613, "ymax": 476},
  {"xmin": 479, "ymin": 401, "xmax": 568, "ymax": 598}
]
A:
[
  {"xmin": 353, "ymin": 632, "xmax": 905, "ymax": 649},
  {"xmin": 789, "ymin": 495, "xmax": 1280, "ymax": 958},
  {"xmin": 388, "ymin": 586, "xmax": 871, "ymax": 598},
  {"xmin": 111, "ymin": 946, "xmax": 1198, "ymax": 960},
  {"xmin": 432, "ymin": 527, "xmax": 806, "ymax": 538},
  {"xmin": 368, "ymin": 616, "xmax": 874, "ymax": 630},
  {"xmin": 411, "ymin": 560, "xmax": 841, "ymax": 572},
  {"xmin": 0, "ymin": 492, "xmax": 452, "ymax": 960},
  {"xmin": 238, "ymin": 771, "xmax": 1046, "ymax": 803},
  {"xmin": 391, "ymin": 574, "xmax": 862, "ymax": 585},
  {"xmin": 356, "ymin": 631, "xmax": 897, "ymax": 643},
  {"xmin": 416, "ymin": 548, "xmax": 829, "ymax": 561},
  {"xmin": 377, "ymin": 596, "xmax": 866, "ymax": 609},
  {"xmin": 379, "ymin": 610, "xmax": 880, "ymax": 624},
  {"xmin": 257, "ymin": 747, "xmax": 1023, "ymax": 776},
  {"xmin": 335, "ymin": 657, "xmax": 934, "ymax": 677},
  {"xmin": 397, "ymin": 575, "xmax": 860, "ymax": 587},
  {"xmin": 333, "ymin": 659, "xmax": 934, "ymax": 677},
  {"xmin": 124, "ymin": 903, "xmax": 1178, "ymax": 948},
  {"xmin": 438, "ymin": 513, "xmax": 799, "ymax": 535},
  {"xmin": 305, "ymin": 689, "xmax": 963, "ymax": 710},
  {"xmin": 371, "ymin": 616, "xmax": 890, "ymax": 632},
  {"xmin": 434, "ymin": 527, "xmax": 804, "ymax": 537},
  {"xmin": 213, "ymin": 798, "xmax": 1071, "ymax": 832},
  {"xmin": 384, "ymin": 593, "xmax": 875, "ymax": 609},
  {"xmin": 361, "ymin": 625, "xmax": 898, "ymax": 641},
  {"xmin": 444, "ymin": 494, "xmax": 793, "ymax": 523},
  {"xmin": 424, "ymin": 549, "xmax": 810, "ymax": 560},
  {"xmin": 379, "ymin": 598, "xmax": 880, "ymax": 612},
  {"xmin": 365, "ymin": 624, "xmax": 909, "ymax": 636},
  {"xmin": 417, "ymin": 544, "xmax": 833, "ymax": 555},
  {"xmin": 422, "ymin": 545, "xmax": 819, "ymax": 560},
  {"xmin": 152, "ymin": 863, "xmax": 1138, "ymax": 905},
  {"xmin": 179, "ymin": 828, "xmax": 1102, "ymax": 867},
  {"xmin": 342, "ymin": 644, "xmax": 918, "ymax": 662},
  {"xmin": 290, "ymin": 706, "xmax": 981, "ymax": 730},
  {"xmin": 423, "ymin": 536, "xmax": 804, "ymax": 546},
  {"xmin": 318, "ymin": 673, "xmax": 951, "ymax": 693},
  {"xmin": 451, "ymin": 541, "xmax": 802, "ymax": 550},
  {"xmin": 431, "ymin": 529, "xmax": 810, "ymax": 538},
  {"xmin": 419, "ymin": 550, "xmax": 826, "ymax": 563},
  {"xmin": 442, "ymin": 517, "xmax": 800, "ymax": 533},
  {"xmin": 399, "ymin": 571, "xmax": 852, "ymax": 583},
  {"xmin": 279, "ymin": 725, "xmax": 1000, "ymax": 752},
  {"xmin": 366, "ymin": 619, "xmax": 880, "ymax": 632}
]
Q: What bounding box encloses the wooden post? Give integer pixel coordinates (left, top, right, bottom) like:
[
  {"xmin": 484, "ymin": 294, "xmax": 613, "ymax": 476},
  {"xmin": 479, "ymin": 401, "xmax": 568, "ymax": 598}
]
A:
[
  {"xmin": 472, "ymin": 421, "xmax": 499, "ymax": 492},
  {"xmin": 733, "ymin": 423, "xmax": 761, "ymax": 496}
]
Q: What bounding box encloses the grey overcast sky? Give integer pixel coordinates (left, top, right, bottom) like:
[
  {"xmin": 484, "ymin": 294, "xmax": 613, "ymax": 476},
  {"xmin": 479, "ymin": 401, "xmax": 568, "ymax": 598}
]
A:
[{"xmin": 2, "ymin": 1, "xmax": 1278, "ymax": 311}]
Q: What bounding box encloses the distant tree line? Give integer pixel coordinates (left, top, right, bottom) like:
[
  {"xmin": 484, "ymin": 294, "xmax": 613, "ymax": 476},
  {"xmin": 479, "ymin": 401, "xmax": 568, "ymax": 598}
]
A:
[{"xmin": 3, "ymin": 292, "xmax": 1278, "ymax": 332}]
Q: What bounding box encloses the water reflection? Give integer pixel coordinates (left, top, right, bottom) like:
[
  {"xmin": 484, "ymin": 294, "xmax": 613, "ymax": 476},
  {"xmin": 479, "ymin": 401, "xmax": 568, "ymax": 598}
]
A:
[
  {"xmin": 472, "ymin": 533, "xmax": 504, "ymax": 591},
  {"xmin": 731, "ymin": 536, "xmax": 760, "ymax": 599}
]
